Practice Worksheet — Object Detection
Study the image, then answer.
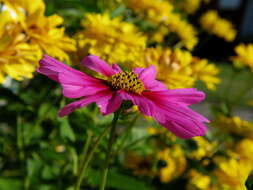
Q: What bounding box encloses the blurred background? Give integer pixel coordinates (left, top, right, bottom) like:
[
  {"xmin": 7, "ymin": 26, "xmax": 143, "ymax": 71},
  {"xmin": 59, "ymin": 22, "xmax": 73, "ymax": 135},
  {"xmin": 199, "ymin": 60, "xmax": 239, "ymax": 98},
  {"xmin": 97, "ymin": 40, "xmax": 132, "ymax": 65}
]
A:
[{"xmin": 1, "ymin": 0, "xmax": 253, "ymax": 190}]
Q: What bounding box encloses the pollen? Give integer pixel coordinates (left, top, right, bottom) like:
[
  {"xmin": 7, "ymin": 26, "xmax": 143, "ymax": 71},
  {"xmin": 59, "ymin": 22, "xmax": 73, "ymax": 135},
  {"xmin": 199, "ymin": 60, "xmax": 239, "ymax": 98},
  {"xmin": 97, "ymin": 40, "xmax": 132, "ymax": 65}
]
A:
[{"xmin": 107, "ymin": 71, "xmax": 145, "ymax": 94}]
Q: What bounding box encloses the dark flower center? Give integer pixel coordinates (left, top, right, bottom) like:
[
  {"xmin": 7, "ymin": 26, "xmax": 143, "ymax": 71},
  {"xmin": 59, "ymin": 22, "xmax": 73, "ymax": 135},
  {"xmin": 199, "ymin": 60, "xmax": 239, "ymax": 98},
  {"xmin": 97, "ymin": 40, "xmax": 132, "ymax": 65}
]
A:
[{"xmin": 107, "ymin": 71, "xmax": 145, "ymax": 94}]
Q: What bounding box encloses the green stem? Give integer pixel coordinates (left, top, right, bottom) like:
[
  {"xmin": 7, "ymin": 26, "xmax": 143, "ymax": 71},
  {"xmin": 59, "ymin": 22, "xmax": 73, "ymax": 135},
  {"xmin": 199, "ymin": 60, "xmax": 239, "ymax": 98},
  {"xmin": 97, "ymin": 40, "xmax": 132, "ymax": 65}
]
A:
[
  {"xmin": 75, "ymin": 125, "xmax": 111, "ymax": 190},
  {"xmin": 99, "ymin": 110, "xmax": 120, "ymax": 190},
  {"xmin": 116, "ymin": 114, "xmax": 139, "ymax": 153},
  {"xmin": 79, "ymin": 130, "xmax": 93, "ymax": 171},
  {"xmin": 123, "ymin": 136, "xmax": 153, "ymax": 151},
  {"xmin": 17, "ymin": 116, "xmax": 24, "ymax": 162}
]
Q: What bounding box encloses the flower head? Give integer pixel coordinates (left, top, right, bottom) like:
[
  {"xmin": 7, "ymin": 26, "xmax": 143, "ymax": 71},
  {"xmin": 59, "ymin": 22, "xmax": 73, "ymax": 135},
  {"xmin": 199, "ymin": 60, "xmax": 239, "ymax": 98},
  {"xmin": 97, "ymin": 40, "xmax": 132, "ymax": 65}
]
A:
[
  {"xmin": 200, "ymin": 10, "xmax": 237, "ymax": 42},
  {"xmin": 137, "ymin": 47, "xmax": 220, "ymax": 90},
  {"xmin": 125, "ymin": 0, "xmax": 198, "ymax": 50},
  {"xmin": 37, "ymin": 55, "xmax": 209, "ymax": 139},
  {"xmin": 2, "ymin": 0, "xmax": 76, "ymax": 61},
  {"xmin": 0, "ymin": 9, "xmax": 41, "ymax": 83},
  {"xmin": 157, "ymin": 146, "xmax": 187, "ymax": 182},
  {"xmin": 75, "ymin": 13, "xmax": 146, "ymax": 66},
  {"xmin": 232, "ymin": 43, "xmax": 253, "ymax": 71}
]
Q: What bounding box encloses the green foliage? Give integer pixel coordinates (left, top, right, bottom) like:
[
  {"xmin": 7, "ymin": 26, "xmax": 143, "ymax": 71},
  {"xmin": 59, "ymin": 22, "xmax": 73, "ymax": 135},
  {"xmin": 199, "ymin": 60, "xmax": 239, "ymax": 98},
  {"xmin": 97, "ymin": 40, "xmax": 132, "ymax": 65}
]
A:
[
  {"xmin": 1, "ymin": 0, "xmax": 253, "ymax": 189},
  {"xmin": 86, "ymin": 168, "xmax": 155, "ymax": 190}
]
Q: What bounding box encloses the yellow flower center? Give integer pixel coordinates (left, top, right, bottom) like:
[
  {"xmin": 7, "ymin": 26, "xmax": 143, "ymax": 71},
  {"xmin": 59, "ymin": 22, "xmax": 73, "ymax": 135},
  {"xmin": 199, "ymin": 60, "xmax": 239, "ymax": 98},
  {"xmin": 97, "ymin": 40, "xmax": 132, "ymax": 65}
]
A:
[{"xmin": 107, "ymin": 71, "xmax": 145, "ymax": 94}]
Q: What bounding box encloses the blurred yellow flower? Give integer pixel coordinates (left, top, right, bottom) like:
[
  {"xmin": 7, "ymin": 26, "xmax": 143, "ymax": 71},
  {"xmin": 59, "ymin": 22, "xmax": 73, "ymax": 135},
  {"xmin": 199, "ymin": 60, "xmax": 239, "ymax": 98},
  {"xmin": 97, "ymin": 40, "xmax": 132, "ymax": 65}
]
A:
[
  {"xmin": 189, "ymin": 136, "xmax": 217, "ymax": 160},
  {"xmin": 214, "ymin": 156, "xmax": 251, "ymax": 190},
  {"xmin": 157, "ymin": 146, "xmax": 186, "ymax": 183},
  {"xmin": 138, "ymin": 47, "xmax": 194, "ymax": 89},
  {"xmin": 125, "ymin": 0, "xmax": 198, "ymax": 50},
  {"xmin": 212, "ymin": 115, "xmax": 253, "ymax": 139},
  {"xmin": 125, "ymin": 0, "xmax": 173, "ymax": 23},
  {"xmin": 176, "ymin": 0, "xmax": 204, "ymax": 14},
  {"xmin": 137, "ymin": 47, "xmax": 220, "ymax": 89},
  {"xmin": 187, "ymin": 170, "xmax": 211, "ymax": 190},
  {"xmin": 200, "ymin": 10, "xmax": 237, "ymax": 42},
  {"xmin": 2, "ymin": 0, "xmax": 76, "ymax": 62},
  {"xmin": 191, "ymin": 58, "xmax": 220, "ymax": 90},
  {"xmin": 76, "ymin": 13, "xmax": 146, "ymax": 67},
  {"xmin": 232, "ymin": 44, "xmax": 253, "ymax": 71},
  {"xmin": 166, "ymin": 13, "xmax": 198, "ymax": 50},
  {"xmin": 235, "ymin": 138, "xmax": 253, "ymax": 164},
  {"xmin": 168, "ymin": 0, "xmax": 211, "ymax": 15},
  {"xmin": 0, "ymin": 12, "xmax": 41, "ymax": 83}
]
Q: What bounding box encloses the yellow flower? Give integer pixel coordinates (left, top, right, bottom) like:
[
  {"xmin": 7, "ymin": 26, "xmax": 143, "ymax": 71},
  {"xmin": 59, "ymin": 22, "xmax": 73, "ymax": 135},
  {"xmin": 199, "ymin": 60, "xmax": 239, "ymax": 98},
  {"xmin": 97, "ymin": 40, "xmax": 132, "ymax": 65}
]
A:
[
  {"xmin": 125, "ymin": 0, "xmax": 173, "ymax": 23},
  {"xmin": 157, "ymin": 146, "xmax": 186, "ymax": 183},
  {"xmin": 168, "ymin": 0, "xmax": 211, "ymax": 15},
  {"xmin": 212, "ymin": 115, "xmax": 253, "ymax": 139},
  {"xmin": 124, "ymin": 0, "xmax": 198, "ymax": 50},
  {"xmin": 75, "ymin": 13, "xmax": 146, "ymax": 67},
  {"xmin": 187, "ymin": 170, "xmax": 211, "ymax": 190},
  {"xmin": 137, "ymin": 47, "xmax": 194, "ymax": 89},
  {"xmin": 191, "ymin": 58, "xmax": 220, "ymax": 90},
  {"xmin": 232, "ymin": 44, "xmax": 253, "ymax": 71},
  {"xmin": 235, "ymin": 138, "xmax": 253, "ymax": 164},
  {"xmin": 214, "ymin": 156, "xmax": 251, "ymax": 190},
  {"xmin": 166, "ymin": 13, "xmax": 198, "ymax": 50},
  {"xmin": 137, "ymin": 47, "xmax": 220, "ymax": 89},
  {"xmin": 0, "ymin": 19, "xmax": 41, "ymax": 83},
  {"xmin": 3, "ymin": 0, "xmax": 76, "ymax": 61},
  {"xmin": 189, "ymin": 136, "xmax": 217, "ymax": 160},
  {"xmin": 200, "ymin": 10, "xmax": 237, "ymax": 42},
  {"xmin": 175, "ymin": 0, "xmax": 202, "ymax": 14}
]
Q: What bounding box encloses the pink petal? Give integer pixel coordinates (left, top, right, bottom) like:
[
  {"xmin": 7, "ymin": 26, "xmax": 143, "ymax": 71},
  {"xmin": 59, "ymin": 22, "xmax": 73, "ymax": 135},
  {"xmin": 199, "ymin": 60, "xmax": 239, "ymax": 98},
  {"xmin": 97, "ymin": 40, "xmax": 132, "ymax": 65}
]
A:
[
  {"xmin": 133, "ymin": 65, "xmax": 167, "ymax": 91},
  {"xmin": 37, "ymin": 55, "xmax": 106, "ymax": 99},
  {"xmin": 37, "ymin": 55, "xmax": 85, "ymax": 82},
  {"xmin": 144, "ymin": 80, "xmax": 168, "ymax": 91},
  {"xmin": 81, "ymin": 55, "xmax": 117, "ymax": 77},
  {"xmin": 98, "ymin": 90, "xmax": 123, "ymax": 115},
  {"xmin": 134, "ymin": 65, "xmax": 156, "ymax": 82},
  {"xmin": 150, "ymin": 102, "xmax": 207, "ymax": 138},
  {"xmin": 163, "ymin": 88, "xmax": 205, "ymax": 105},
  {"xmin": 58, "ymin": 73, "xmax": 108, "ymax": 98},
  {"xmin": 162, "ymin": 120, "xmax": 207, "ymax": 139},
  {"xmin": 154, "ymin": 102, "xmax": 208, "ymax": 138},
  {"xmin": 112, "ymin": 64, "xmax": 122, "ymax": 73},
  {"xmin": 58, "ymin": 90, "xmax": 112, "ymax": 117},
  {"xmin": 143, "ymin": 88, "xmax": 205, "ymax": 105},
  {"xmin": 124, "ymin": 90, "xmax": 209, "ymax": 138},
  {"xmin": 119, "ymin": 91, "xmax": 166, "ymax": 121}
]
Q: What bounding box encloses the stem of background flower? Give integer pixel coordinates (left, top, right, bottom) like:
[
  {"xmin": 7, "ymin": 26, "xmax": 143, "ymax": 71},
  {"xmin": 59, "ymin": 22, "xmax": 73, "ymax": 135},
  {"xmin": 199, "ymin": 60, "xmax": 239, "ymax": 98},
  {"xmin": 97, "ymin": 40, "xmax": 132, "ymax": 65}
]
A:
[
  {"xmin": 75, "ymin": 124, "xmax": 112, "ymax": 190},
  {"xmin": 17, "ymin": 116, "xmax": 25, "ymax": 162},
  {"xmin": 115, "ymin": 114, "xmax": 139, "ymax": 154},
  {"xmin": 122, "ymin": 136, "xmax": 153, "ymax": 151},
  {"xmin": 99, "ymin": 110, "xmax": 121, "ymax": 190},
  {"xmin": 78, "ymin": 130, "xmax": 93, "ymax": 172},
  {"xmin": 17, "ymin": 116, "xmax": 29, "ymax": 190}
]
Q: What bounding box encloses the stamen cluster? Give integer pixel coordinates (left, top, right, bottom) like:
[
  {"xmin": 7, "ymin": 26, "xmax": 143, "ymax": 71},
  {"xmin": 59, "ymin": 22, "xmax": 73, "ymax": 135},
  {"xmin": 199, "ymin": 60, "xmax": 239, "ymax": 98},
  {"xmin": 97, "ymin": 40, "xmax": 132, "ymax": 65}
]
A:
[{"xmin": 107, "ymin": 71, "xmax": 145, "ymax": 94}]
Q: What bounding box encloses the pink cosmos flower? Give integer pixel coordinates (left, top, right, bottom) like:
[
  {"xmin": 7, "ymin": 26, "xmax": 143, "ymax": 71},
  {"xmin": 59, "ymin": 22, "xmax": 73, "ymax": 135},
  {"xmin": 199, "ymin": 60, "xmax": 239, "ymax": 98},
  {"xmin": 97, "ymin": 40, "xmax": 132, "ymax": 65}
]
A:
[{"xmin": 37, "ymin": 55, "xmax": 209, "ymax": 139}]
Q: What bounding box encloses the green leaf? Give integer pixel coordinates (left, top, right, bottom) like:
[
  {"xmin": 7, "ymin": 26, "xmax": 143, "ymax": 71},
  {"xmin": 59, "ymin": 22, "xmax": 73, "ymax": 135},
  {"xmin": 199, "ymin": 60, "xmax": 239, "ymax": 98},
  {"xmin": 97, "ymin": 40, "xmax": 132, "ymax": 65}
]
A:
[
  {"xmin": 27, "ymin": 159, "xmax": 43, "ymax": 178},
  {"xmin": 86, "ymin": 168, "xmax": 154, "ymax": 190},
  {"xmin": 0, "ymin": 178, "xmax": 22, "ymax": 190},
  {"xmin": 59, "ymin": 117, "xmax": 76, "ymax": 142}
]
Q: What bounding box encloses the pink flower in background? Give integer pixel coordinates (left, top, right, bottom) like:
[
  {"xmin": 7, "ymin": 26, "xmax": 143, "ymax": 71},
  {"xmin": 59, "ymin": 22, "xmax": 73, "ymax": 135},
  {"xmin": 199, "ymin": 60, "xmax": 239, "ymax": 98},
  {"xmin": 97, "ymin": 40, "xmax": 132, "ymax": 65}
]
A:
[{"xmin": 37, "ymin": 55, "xmax": 209, "ymax": 139}]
